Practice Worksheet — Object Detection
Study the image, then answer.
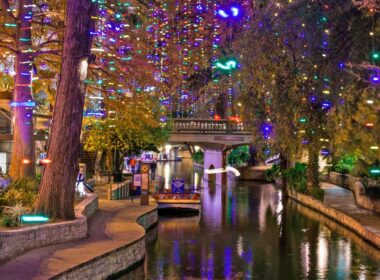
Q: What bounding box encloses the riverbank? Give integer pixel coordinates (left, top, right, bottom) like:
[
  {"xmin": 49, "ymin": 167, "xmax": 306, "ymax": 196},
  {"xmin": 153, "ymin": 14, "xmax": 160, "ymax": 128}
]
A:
[
  {"xmin": 288, "ymin": 182, "xmax": 380, "ymax": 250},
  {"xmin": 0, "ymin": 199, "xmax": 157, "ymax": 280}
]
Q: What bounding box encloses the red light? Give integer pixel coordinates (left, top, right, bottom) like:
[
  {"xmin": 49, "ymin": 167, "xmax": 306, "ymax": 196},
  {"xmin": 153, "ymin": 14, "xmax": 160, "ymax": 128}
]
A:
[
  {"xmin": 41, "ymin": 159, "xmax": 52, "ymax": 164},
  {"xmin": 214, "ymin": 115, "xmax": 221, "ymax": 120},
  {"xmin": 229, "ymin": 116, "xmax": 241, "ymax": 122},
  {"xmin": 22, "ymin": 159, "xmax": 30, "ymax": 164}
]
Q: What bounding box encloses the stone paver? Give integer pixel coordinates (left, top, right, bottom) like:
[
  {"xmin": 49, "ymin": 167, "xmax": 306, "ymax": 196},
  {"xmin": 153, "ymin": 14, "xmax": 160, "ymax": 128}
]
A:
[
  {"xmin": 322, "ymin": 182, "xmax": 380, "ymax": 235},
  {"xmin": 0, "ymin": 198, "xmax": 156, "ymax": 280}
]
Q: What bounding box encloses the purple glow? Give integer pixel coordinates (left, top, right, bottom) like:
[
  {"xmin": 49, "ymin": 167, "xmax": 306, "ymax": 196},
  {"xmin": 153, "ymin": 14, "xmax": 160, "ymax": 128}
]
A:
[
  {"xmin": 371, "ymin": 75, "xmax": 380, "ymax": 83},
  {"xmin": 231, "ymin": 7, "xmax": 240, "ymax": 17},
  {"xmin": 320, "ymin": 148, "xmax": 330, "ymax": 156},
  {"xmin": 217, "ymin": 9, "xmax": 229, "ymax": 18}
]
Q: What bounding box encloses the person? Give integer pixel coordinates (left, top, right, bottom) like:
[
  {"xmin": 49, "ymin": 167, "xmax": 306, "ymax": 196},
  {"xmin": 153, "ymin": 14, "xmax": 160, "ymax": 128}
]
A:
[
  {"xmin": 130, "ymin": 157, "xmax": 137, "ymax": 173},
  {"xmin": 150, "ymin": 161, "xmax": 157, "ymax": 180},
  {"xmin": 76, "ymin": 171, "xmax": 86, "ymax": 196},
  {"xmin": 135, "ymin": 159, "xmax": 141, "ymax": 173}
]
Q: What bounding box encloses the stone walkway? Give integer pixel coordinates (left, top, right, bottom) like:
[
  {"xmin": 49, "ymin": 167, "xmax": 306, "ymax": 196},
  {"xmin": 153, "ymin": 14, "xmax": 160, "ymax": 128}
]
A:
[
  {"xmin": 0, "ymin": 198, "xmax": 156, "ymax": 280},
  {"xmin": 322, "ymin": 182, "xmax": 380, "ymax": 235}
]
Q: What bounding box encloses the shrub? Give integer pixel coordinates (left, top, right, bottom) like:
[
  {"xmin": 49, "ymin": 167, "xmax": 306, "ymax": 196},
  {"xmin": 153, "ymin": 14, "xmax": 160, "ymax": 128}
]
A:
[
  {"xmin": 334, "ymin": 154, "xmax": 358, "ymax": 174},
  {"xmin": 285, "ymin": 163, "xmax": 307, "ymax": 194},
  {"xmin": 192, "ymin": 150, "xmax": 204, "ymax": 164},
  {"xmin": 227, "ymin": 145, "xmax": 250, "ymax": 167},
  {"xmin": 2, "ymin": 203, "xmax": 27, "ymax": 227},
  {"xmin": 265, "ymin": 164, "xmax": 281, "ymax": 181},
  {"xmin": 2, "ymin": 177, "xmax": 39, "ymax": 210}
]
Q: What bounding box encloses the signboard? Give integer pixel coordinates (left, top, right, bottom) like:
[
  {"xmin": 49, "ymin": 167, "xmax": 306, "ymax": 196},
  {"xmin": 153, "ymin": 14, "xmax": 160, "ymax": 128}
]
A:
[
  {"xmin": 265, "ymin": 153, "xmax": 281, "ymax": 165},
  {"xmin": 133, "ymin": 174, "xmax": 142, "ymax": 187},
  {"xmin": 141, "ymin": 173, "xmax": 149, "ymax": 191},
  {"xmin": 171, "ymin": 178, "xmax": 185, "ymax": 194}
]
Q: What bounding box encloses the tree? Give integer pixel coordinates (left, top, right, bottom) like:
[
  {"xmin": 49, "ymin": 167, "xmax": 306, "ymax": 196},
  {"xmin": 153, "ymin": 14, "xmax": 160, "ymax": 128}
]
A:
[
  {"xmin": 83, "ymin": 97, "xmax": 169, "ymax": 179},
  {"xmin": 35, "ymin": 0, "xmax": 98, "ymax": 219},
  {"xmin": 236, "ymin": 0, "xmax": 373, "ymax": 193},
  {"xmin": 0, "ymin": 0, "xmax": 64, "ymax": 178}
]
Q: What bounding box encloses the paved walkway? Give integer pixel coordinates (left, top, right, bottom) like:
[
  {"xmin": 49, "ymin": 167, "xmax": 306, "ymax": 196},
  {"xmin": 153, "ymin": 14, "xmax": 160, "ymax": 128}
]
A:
[
  {"xmin": 322, "ymin": 182, "xmax": 380, "ymax": 235},
  {"xmin": 0, "ymin": 198, "xmax": 156, "ymax": 280}
]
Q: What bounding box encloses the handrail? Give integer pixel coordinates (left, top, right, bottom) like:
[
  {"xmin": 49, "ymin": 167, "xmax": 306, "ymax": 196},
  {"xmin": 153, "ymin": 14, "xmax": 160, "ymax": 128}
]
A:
[{"xmin": 171, "ymin": 119, "xmax": 252, "ymax": 134}]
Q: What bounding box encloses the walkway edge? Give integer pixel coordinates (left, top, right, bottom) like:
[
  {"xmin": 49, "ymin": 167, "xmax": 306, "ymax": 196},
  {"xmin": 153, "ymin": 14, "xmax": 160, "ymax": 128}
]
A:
[
  {"xmin": 51, "ymin": 204, "xmax": 158, "ymax": 280},
  {"xmin": 288, "ymin": 189, "xmax": 380, "ymax": 250}
]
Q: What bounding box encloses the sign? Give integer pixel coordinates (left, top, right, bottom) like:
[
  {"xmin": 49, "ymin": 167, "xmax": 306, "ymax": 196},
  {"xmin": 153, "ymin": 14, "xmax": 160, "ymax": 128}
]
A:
[
  {"xmin": 133, "ymin": 174, "xmax": 142, "ymax": 187},
  {"xmin": 265, "ymin": 153, "xmax": 281, "ymax": 165},
  {"xmin": 141, "ymin": 173, "xmax": 149, "ymax": 191},
  {"xmin": 171, "ymin": 178, "xmax": 185, "ymax": 194},
  {"xmin": 141, "ymin": 164, "xmax": 150, "ymax": 174}
]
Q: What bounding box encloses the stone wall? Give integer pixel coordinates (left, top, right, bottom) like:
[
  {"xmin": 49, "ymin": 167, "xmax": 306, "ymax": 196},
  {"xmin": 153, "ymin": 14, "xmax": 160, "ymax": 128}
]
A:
[
  {"xmin": 54, "ymin": 207, "xmax": 158, "ymax": 280},
  {"xmin": 0, "ymin": 194, "xmax": 98, "ymax": 263},
  {"xmin": 288, "ymin": 189, "xmax": 380, "ymax": 250},
  {"xmin": 327, "ymin": 172, "xmax": 380, "ymax": 214}
]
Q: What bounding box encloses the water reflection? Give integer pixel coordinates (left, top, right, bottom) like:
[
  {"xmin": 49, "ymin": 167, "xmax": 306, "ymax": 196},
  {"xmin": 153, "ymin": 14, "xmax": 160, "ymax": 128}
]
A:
[{"xmin": 124, "ymin": 160, "xmax": 380, "ymax": 280}]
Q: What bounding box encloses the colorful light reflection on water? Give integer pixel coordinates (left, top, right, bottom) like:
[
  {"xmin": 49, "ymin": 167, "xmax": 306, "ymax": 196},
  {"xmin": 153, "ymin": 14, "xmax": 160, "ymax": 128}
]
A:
[{"xmin": 124, "ymin": 160, "xmax": 380, "ymax": 280}]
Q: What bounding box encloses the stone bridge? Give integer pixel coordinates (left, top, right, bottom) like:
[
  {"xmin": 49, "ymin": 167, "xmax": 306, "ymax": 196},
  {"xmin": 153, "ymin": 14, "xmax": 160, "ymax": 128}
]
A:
[{"xmin": 168, "ymin": 119, "xmax": 254, "ymax": 186}]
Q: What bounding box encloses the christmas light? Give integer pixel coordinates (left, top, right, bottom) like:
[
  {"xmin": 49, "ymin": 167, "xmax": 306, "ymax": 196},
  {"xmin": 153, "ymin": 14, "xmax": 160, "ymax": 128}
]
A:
[
  {"xmin": 20, "ymin": 214, "xmax": 49, "ymax": 223},
  {"xmin": 10, "ymin": 101, "xmax": 36, "ymax": 107},
  {"xmin": 216, "ymin": 59, "xmax": 238, "ymax": 71}
]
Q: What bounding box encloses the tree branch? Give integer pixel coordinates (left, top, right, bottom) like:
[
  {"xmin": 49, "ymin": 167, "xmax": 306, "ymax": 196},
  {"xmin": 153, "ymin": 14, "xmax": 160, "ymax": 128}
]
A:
[
  {"xmin": 0, "ymin": 42, "xmax": 16, "ymax": 52},
  {"xmin": 33, "ymin": 50, "xmax": 61, "ymax": 58},
  {"xmin": 1, "ymin": 0, "xmax": 17, "ymax": 20}
]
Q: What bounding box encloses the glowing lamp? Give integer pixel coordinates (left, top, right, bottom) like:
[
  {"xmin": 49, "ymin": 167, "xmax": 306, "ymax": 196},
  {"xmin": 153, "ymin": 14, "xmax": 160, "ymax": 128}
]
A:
[
  {"xmin": 40, "ymin": 159, "xmax": 52, "ymax": 164},
  {"xmin": 370, "ymin": 146, "xmax": 379, "ymax": 150},
  {"xmin": 216, "ymin": 59, "xmax": 238, "ymax": 71},
  {"xmin": 22, "ymin": 159, "xmax": 30, "ymax": 164},
  {"xmin": 10, "ymin": 101, "xmax": 36, "ymax": 107},
  {"xmin": 365, "ymin": 123, "xmax": 374, "ymax": 128},
  {"xmin": 299, "ymin": 117, "xmax": 307, "ymax": 123},
  {"xmin": 370, "ymin": 75, "xmax": 380, "ymax": 84},
  {"xmin": 20, "ymin": 214, "xmax": 49, "ymax": 223},
  {"xmin": 372, "ymin": 52, "xmax": 379, "ymax": 60},
  {"xmin": 217, "ymin": 9, "xmax": 229, "ymax": 18},
  {"xmin": 217, "ymin": 6, "xmax": 241, "ymax": 19},
  {"xmin": 369, "ymin": 167, "xmax": 380, "ymax": 176},
  {"xmin": 320, "ymin": 148, "xmax": 330, "ymax": 156},
  {"xmin": 231, "ymin": 7, "xmax": 240, "ymax": 16},
  {"xmin": 214, "ymin": 115, "xmax": 221, "ymax": 121}
]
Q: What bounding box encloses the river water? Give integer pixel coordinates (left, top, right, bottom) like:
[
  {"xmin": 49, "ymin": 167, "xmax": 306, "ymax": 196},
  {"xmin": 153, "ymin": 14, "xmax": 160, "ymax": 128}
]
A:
[{"xmin": 124, "ymin": 159, "xmax": 380, "ymax": 280}]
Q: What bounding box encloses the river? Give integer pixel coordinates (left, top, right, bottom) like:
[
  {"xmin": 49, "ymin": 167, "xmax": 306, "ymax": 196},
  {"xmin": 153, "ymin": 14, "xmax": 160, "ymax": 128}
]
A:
[{"xmin": 123, "ymin": 159, "xmax": 380, "ymax": 280}]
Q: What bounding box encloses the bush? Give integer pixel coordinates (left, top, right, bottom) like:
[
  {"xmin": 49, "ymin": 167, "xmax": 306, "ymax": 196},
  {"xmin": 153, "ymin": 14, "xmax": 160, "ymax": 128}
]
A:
[
  {"xmin": 334, "ymin": 154, "xmax": 358, "ymax": 174},
  {"xmin": 2, "ymin": 177, "xmax": 39, "ymax": 210},
  {"xmin": 2, "ymin": 204, "xmax": 27, "ymax": 227},
  {"xmin": 285, "ymin": 163, "xmax": 307, "ymax": 194},
  {"xmin": 228, "ymin": 145, "xmax": 250, "ymax": 167},
  {"xmin": 265, "ymin": 164, "xmax": 281, "ymax": 181},
  {"xmin": 192, "ymin": 150, "xmax": 204, "ymax": 164}
]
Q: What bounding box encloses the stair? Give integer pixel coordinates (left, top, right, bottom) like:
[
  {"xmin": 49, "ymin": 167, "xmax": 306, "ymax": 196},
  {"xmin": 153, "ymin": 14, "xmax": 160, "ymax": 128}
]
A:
[{"xmin": 79, "ymin": 148, "xmax": 98, "ymax": 179}]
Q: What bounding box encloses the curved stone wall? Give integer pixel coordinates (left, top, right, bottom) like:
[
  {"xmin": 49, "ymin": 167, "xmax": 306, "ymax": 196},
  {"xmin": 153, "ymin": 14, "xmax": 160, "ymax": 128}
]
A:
[{"xmin": 0, "ymin": 194, "xmax": 98, "ymax": 263}]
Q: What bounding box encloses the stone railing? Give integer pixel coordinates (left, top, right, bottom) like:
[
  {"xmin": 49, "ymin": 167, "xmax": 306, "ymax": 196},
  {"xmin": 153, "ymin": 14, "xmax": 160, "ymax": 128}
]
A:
[
  {"xmin": 0, "ymin": 194, "xmax": 98, "ymax": 263},
  {"xmin": 288, "ymin": 189, "xmax": 380, "ymax": 250},
  {"xmin": 108, "ymin": 180, "xmax": 130, "ymax": 200},
  {"xmin": 172, "ymin": 118, "xmax": 252, "ymax": 134},
  {"xmin": 326, "ymin": 172, "xmax": 380, "ymax": 214}
]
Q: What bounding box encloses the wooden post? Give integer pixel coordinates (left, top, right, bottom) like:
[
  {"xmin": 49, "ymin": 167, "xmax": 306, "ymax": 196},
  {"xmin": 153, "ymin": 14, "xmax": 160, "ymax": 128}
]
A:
[{"xmin": 140, "ymin": 163, "xmax": 150, "ymax": 205}]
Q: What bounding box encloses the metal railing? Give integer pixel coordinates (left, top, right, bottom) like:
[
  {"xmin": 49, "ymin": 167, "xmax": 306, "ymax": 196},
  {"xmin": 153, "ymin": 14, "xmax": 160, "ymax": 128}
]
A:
[{"xmin": 171, "ymin": 119, "xmax": 252, "ymax": 134}]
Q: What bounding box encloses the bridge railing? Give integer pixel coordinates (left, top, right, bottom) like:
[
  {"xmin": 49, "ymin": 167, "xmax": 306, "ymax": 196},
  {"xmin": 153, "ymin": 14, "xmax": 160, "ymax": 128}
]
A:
[{"xmin": 172, "ymin": 119, "xmax": 252, "ymax": 134}]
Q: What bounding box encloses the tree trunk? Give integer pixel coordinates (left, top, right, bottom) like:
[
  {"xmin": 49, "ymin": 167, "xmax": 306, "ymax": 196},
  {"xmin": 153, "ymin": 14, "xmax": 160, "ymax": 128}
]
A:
[
  {"xmin": 35, "ymin": 0, "xmax": 97, "ymax": 219},
  {"xmin": 307, "ymin": 143, "xmax": 320, "ymax": 193},
  {"xmin": 280, "ymin": 153, "xmax": 289, "ymax": 196},
  {"xmin": 9, "ymin": 0, "xmax": 35, "ymax": 179}
]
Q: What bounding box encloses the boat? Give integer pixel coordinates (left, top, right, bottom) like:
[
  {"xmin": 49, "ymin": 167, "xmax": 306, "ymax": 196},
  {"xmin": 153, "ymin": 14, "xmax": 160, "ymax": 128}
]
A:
[{"xmin": 152, "ymin": 178, "xmax": 201, "ymax": 213}]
